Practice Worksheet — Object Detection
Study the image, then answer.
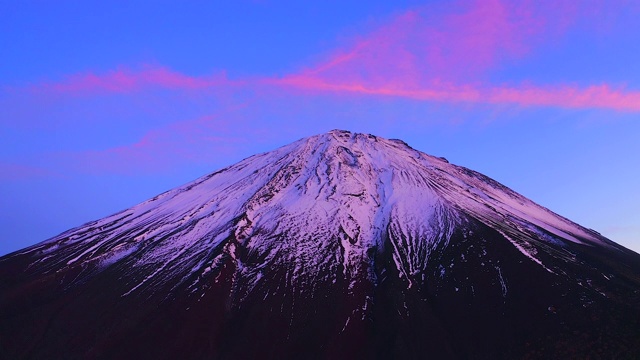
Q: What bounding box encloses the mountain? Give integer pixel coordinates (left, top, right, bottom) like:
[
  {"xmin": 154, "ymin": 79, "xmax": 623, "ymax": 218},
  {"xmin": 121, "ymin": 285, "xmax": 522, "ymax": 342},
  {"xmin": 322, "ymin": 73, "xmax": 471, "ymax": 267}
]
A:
[{"xmin": 1, "ymin": 130, "xmax": 639, "ymax": 359}]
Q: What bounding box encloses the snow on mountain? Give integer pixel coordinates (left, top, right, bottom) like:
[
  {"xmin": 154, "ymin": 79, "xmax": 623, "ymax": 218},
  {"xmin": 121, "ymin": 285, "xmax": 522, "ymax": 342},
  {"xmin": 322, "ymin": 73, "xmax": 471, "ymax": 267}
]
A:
[{"xmin": 15, "ymin": 129, "xmax": 615, "ymax": 295}]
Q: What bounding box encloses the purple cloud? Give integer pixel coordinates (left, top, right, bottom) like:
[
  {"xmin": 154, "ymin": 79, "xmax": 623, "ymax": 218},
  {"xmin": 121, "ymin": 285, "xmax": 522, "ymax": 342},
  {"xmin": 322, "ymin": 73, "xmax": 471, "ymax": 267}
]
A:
[
  {"xmin": 3, "ymin": 0, "xmax": 639, "ymax": 178},
  {"xmin": 31, "ymin": 65, "xmax": 233, "ymax": 95},
  {"xmin": 275, "ymin": 0, "xmax": 640, "ymax": 111},
  {"xmin": 11, "ymin": 1, "xmax": 640, "ymax": 115},
  {"xmin": 0, "ymin": 162, "xmax": 60, "ymax": 181},
  {"xmin": 60, "ymin": 114, "xmax": 251, "ymax": 174}
]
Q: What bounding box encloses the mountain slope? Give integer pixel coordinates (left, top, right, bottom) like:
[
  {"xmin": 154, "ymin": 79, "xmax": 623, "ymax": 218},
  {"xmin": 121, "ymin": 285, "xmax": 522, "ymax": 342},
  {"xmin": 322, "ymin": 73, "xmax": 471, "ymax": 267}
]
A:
[{"xmin": 1, "ymin": 130, "xmax": 639, "ymax": 359}]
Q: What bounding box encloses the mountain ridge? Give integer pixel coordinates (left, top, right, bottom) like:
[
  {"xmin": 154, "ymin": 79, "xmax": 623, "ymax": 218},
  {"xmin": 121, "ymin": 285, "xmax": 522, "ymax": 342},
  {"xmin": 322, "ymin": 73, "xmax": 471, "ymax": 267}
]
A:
[{"xmin": 1, "ymin": 129, "xmax": 639, "ymax": 359}]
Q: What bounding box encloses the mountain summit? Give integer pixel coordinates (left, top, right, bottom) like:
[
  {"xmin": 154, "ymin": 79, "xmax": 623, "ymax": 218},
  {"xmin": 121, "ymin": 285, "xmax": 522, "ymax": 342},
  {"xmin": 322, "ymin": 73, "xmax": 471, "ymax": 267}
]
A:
[{"xmin": 1, "ymin": 130, "xmax": 639, "ymax": 359}]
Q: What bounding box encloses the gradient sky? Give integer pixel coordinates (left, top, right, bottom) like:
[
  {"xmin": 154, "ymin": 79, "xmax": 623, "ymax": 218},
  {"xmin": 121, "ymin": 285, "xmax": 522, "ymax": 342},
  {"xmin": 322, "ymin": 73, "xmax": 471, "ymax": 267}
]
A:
[{"xmin": 1, "ymin": 0, "xmax": 639, "ymax": 256}]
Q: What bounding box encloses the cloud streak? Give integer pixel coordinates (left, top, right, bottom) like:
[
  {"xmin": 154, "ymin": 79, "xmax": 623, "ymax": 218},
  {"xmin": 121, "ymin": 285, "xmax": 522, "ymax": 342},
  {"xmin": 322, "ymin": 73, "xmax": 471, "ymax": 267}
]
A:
[
  {"xmin": 31, "ymin": 66, "xmax": 234, "ymax": 95},
  {"xmin": 3, "ymin": 0, "xmax": 640, "ymax": 177},
  {"xmin": 275, "ymin": 77, "xmax": 640, "ymax": 111},
  {"xmin": 0, "ymin": 162, "xmax": 60, "ymax": 181},
  {"xmin": 274, "ymin": 0, "xmax": 640, "ymax": 111},
  {"xmin": 285, "ymin": 0, "xmax": 552, "ymax": 88},
  {"xmin": 61, "ymin": 114, "xmax": 251, "ymax": 174},
  {"xmin": 15, "ymin": 0, "xmax": 638, "ymax": 112}
]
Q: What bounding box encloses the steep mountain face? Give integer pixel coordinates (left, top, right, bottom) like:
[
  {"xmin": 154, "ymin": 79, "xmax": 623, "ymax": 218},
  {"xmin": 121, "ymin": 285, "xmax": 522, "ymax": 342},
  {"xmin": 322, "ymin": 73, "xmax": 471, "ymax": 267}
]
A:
[{"xmin": 1, "ymin": 130, "xmax": 639, "ymax": 359}]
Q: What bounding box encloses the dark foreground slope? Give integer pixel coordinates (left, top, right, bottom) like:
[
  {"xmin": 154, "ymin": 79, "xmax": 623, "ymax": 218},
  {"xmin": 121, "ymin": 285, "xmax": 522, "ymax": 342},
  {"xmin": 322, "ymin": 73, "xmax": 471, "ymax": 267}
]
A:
[{"xmin": 1, "ymin": 130, "xmax": 639, "ymax": 359}]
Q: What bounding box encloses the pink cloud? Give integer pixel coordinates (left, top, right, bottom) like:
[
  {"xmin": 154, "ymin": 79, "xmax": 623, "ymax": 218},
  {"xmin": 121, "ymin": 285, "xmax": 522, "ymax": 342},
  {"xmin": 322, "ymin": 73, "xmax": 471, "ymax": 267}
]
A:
[
  {"xmin": 487, "ymin": 84, "xmax": 640, "ymax": 111},
  {"xmin": 5, "ymin": 0, "xmax": 639, "ymax": 180},
  {"xmin": 276, "ymin": 76, "xmax": 640, "ymax": 111},
  {"xmin": 34, "ymin": 66, "xmax": 234, "ymax": 95},
  {"xmin": 271, "ymin": 0, "xmax": 640, "ymax": 112},
  {"xmin": 0, "ymin": 162, "xmax": 59, "ymax": 181},
  {"xmin": 51, "ymin": 95, "xmax": 306, "ymax": 175},
  {"xmin": 68, "ymin": 114, "xmax": 249, "ymax": 174},
  {"xmin": 289, "ymin": 0, "xmax": 552, "ymax": 90},
  {"xmin": 17, "ymin": 0, "xmax": 640, "ymax": 114}
]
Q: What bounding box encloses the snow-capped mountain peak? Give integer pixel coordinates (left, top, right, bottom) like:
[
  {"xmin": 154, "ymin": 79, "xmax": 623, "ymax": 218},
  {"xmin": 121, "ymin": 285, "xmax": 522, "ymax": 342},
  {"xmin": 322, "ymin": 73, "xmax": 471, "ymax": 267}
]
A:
[{"xmin": 2, "ymin": 130, "xmax": 638, "ymax": 359}]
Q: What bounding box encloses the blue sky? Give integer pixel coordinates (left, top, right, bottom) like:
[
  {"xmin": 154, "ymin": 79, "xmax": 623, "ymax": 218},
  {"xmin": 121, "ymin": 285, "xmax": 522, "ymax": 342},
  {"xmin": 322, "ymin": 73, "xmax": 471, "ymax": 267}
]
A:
[{"xmin": 1, "ymin": 0, "xmax": 639, "ymax": 255}]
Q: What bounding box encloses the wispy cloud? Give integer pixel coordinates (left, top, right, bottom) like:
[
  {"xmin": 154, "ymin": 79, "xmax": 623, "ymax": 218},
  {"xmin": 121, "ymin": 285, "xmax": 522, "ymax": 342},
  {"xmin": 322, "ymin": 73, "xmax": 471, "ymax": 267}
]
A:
[
  {"xmin": 31, "ymin": 66, "xmax": 234, "ymax": 95},
  {"xmin": 3, "ymin": 0, "xmax": 639, "ymax": 177},
  {"xmin": 11, "ymin": 0, "xmax": 639, "ymax": 111},
  {"xmin": 282, "ymin": 0, "xmax": 550, "ymax": 87},
  {"xmin": 61, "ymin": 114, "xmax": 250, "ymax": 174},
  {"xmin": 274, "ymin": 0, "xmax": 640, "ymax": 111},
  {"xmin": 486, "ymin": 84, "xmax": 640, "ymax": 111},
  {"xmin": 274, "ymin": 78, "xmax": 640, "ymax": 111},
  {"xmin": 0, "ymin": 162, "xmax": 60, "ymax": 181}
]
